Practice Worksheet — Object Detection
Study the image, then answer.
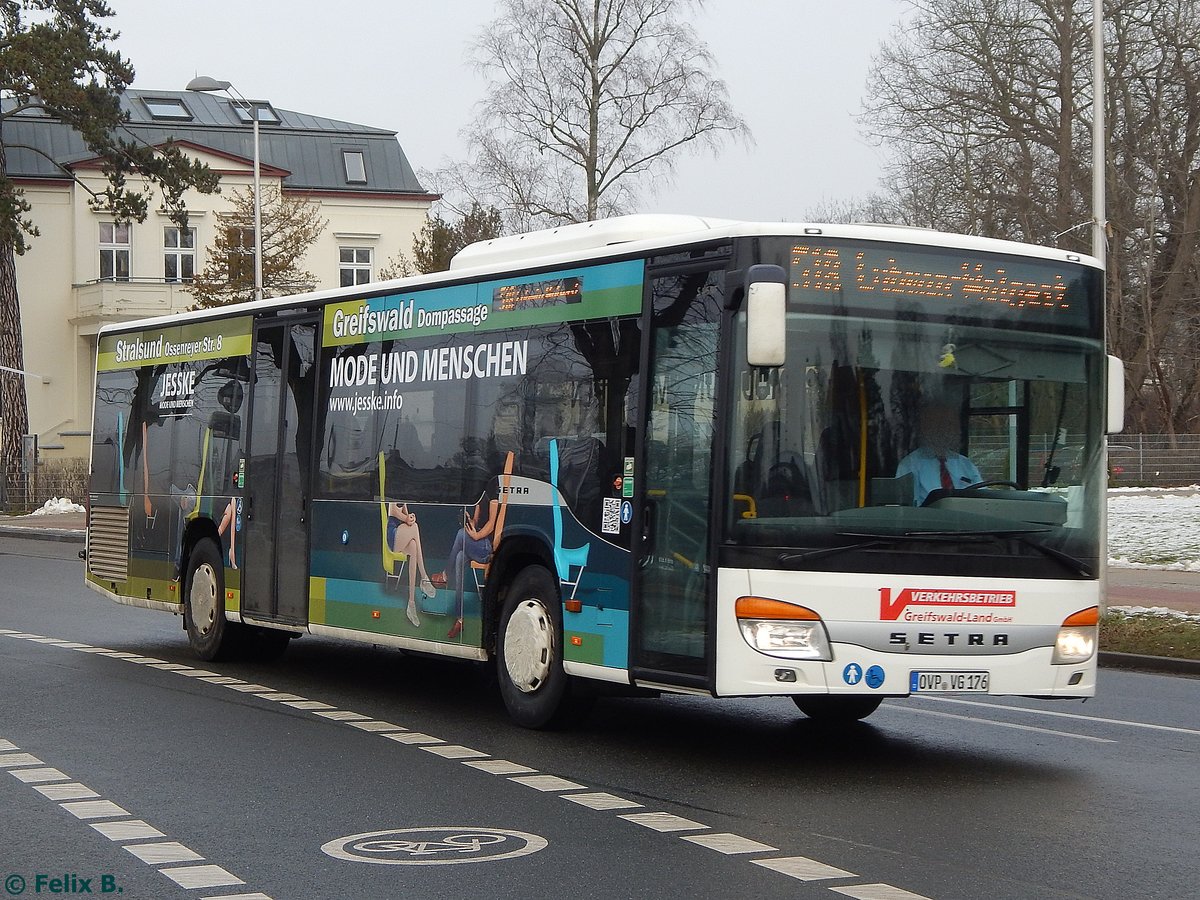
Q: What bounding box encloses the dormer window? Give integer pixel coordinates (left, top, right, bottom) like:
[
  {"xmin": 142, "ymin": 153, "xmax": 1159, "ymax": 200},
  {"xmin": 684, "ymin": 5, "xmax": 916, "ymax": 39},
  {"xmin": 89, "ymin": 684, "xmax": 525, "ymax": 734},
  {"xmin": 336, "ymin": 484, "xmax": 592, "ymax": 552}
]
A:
[
  {"xmin": 232, "ymin": 101, "xmax": 280, "ymax": 125},
  {"xmin": 342, "ymin": 150, "xmax": 367, "ymax": 184},
  {"xmin": 143, "ymin": 97, "xmax": 192, "ymax": 120}
]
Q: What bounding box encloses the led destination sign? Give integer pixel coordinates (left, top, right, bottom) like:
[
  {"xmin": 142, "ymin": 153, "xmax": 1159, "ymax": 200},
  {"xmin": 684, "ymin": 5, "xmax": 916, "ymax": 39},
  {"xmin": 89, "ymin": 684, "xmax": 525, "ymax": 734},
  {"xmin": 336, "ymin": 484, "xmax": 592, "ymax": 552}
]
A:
[
  {"xmin": 788, "ymin": 242, "xmax": 1098, "ymax": 331},
  {"xmin": 493, "ymin": 276, "xmax": 583, "ymax": 312}
]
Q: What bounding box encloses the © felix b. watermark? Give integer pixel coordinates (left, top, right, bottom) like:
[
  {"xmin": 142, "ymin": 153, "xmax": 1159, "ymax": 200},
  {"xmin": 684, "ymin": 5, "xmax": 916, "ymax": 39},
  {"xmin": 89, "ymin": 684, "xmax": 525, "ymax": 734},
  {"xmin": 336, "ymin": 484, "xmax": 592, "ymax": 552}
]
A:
[{"xmin": 4, "ymin": 873, "xmax": 123, "ymax": 895}]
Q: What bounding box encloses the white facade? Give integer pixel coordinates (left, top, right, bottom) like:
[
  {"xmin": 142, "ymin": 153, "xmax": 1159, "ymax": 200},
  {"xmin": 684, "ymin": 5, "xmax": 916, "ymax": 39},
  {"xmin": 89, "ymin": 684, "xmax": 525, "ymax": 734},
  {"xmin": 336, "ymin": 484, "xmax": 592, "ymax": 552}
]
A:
[{"xmin": 14, "ymin": 144, "xmax": 432, "ymax": 460}]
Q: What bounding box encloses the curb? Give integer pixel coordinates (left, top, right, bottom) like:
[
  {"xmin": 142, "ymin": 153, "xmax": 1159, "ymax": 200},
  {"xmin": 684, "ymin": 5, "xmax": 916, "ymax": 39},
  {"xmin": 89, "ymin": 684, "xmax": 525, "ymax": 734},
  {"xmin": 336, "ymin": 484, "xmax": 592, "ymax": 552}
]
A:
[
  {"xmin": 1099, "ymin": 650, "xmax": 1200, "ymax": 677},
  {"xmin": 0, "ymin": 526, "xmax": 85, "ymax": 544}
]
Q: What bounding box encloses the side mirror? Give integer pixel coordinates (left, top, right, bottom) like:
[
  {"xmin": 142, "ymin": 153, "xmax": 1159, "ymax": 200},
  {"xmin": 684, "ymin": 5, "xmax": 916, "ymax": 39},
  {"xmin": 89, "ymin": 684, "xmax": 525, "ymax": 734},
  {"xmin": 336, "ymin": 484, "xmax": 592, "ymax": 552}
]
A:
[
  {"xmin": 745, "ymin": 265, "xmax": 787, "ymax": 367},
  {"xmin": 1106, "ymin": 355, "xmax": 1124, "ymax": 434}
]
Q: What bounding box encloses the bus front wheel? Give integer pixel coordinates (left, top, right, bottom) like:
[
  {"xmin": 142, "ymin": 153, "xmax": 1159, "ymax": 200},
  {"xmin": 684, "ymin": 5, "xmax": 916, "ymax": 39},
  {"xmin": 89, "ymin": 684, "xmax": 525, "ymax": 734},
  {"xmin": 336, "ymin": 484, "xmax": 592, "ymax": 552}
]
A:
[
  {"xmin": 496, "ymin": 565, "xmax": 570, "ymax": 728},
  {"xmin": 792, "ymin": 695, "xmax": 882, "ymax": 722},
  {"xmin": 184, "ymin": 539, "xmax": 237, "ymax": 661}
]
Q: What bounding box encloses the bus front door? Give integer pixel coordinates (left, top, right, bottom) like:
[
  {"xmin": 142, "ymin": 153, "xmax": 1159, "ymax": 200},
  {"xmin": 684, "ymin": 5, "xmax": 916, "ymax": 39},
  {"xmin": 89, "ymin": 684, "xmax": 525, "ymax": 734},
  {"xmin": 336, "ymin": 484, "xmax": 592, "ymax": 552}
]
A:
[
  {"xmin": 241, "ymin": 317, "xmax": 318, "ymax": 625},
  {"xmin": 632, "ymin": 265, "xmax": 723, "ymax": 686}
]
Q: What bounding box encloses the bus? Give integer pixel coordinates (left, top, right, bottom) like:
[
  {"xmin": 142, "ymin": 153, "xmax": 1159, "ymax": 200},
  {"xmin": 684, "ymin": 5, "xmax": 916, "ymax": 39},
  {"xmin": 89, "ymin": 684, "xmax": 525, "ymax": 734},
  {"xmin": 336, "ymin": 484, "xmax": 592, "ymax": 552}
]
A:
[{"xmin": 84, "ymin": 215, "xmax": 1124, "ymax": 727}]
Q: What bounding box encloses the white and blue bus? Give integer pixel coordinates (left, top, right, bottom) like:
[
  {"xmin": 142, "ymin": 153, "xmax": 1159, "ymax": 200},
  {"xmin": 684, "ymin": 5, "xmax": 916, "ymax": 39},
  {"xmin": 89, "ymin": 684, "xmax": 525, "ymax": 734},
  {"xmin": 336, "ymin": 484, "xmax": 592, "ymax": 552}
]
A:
[{"xmin": 85, "ymin": 215, "xmax": 1123, "ymax": 727}]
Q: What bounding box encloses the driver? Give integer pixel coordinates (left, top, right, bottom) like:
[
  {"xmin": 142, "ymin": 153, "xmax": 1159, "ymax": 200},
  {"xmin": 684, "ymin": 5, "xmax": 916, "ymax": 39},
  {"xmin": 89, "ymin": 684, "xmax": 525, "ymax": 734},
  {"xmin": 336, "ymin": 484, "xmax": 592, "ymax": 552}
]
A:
[{"xmin": 896, "ymin": 400, "xmax": 982, "ymax": 505}]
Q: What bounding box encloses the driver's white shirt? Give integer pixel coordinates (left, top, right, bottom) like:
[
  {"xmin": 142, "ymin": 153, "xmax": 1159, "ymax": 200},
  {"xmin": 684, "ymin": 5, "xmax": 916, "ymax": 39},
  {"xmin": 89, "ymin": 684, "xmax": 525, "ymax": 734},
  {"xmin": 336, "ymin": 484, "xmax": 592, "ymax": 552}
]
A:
[{"xmin": 895, "ymin": 447, "xmax": 983, "ymax": 505}]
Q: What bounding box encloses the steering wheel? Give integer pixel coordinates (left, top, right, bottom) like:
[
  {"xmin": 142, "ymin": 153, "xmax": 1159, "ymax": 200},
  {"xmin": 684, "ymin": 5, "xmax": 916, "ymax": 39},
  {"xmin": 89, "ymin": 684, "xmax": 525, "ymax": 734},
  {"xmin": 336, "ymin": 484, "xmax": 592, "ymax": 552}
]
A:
[{"xmin": 921, "ymin": 480, "xmax": 1020, "ymax": 507}]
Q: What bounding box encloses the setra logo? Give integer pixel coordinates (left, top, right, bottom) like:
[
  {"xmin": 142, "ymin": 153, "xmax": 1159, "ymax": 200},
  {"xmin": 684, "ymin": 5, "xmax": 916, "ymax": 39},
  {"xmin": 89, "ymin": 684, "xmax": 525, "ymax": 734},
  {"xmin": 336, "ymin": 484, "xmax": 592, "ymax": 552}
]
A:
[{"xmin": 880, "ymin": 587, "xmax": 1016, "ymax": 621}]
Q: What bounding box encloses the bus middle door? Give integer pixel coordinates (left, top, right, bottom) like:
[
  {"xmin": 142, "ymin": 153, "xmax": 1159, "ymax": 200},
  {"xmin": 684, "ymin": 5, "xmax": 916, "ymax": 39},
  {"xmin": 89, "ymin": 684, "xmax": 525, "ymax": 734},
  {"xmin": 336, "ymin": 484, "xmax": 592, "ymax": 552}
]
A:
[{"xmin": 241, "ymin": 315, "xmax": 319, "ymax": 626}]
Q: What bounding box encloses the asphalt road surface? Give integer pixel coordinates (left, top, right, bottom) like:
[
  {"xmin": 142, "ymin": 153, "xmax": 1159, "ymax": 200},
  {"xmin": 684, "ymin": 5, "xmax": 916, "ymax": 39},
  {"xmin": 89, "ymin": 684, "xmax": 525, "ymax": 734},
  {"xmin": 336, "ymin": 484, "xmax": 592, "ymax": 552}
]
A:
[{"xmin": 1, "ymin": 534, "xmax": 1197, "ymax": 900}]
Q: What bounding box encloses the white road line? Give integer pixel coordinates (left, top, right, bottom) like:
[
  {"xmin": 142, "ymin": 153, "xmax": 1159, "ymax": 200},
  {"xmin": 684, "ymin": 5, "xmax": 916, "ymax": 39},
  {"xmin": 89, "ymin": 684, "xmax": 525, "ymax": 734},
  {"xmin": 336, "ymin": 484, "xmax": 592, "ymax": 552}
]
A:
[
  {"xmin": 34, "ymin": 782, "xmax": 100, "ymax": 801},
  {"xmin": 832, "ymin": 883, "xmax": 933, "ymax": 900},
  {"xmin": 10, "ymin": 767, "xmax": 69, "ymax": 784},
  {"xmin": 382, "ymin": 731, "xmax": 443, "ymax": 745},
  {"xmin": 124, "ymin": 841, "xmax": 205, "ymax": 864},
  {"xmin": 175, "ymin": 669, "xmax": 220, "ymax": 677},
  {"xmin": 620, "ymin": 812, "xmax": 709, "ymax": 832},
  {"xmin": 680, "ymin": 832, "xmax": 777, "ymax": 854},
  {"xmin": 890, "ymin": 704, "xmax": 1117, "ymax": 742},
  {"xmin": 1, "ymin": 736, "xmax": 267, "ymax": 897},
  {"xmin": 347, "ymin": 720, "xmax": 405, "ymax": 732},
  {"xmin": 203, "ymin": 893, "xmax": 274, "ymax": 900},
  {"xmin": 158, "ymin": 865, "xmax": 245, "ymax": 890},
  {"xmin": 0, "ymin": 752, "xmax": 45, "ymax": 767},
  {"xmin": 421, "ymin": 744, "xmax": 489, "ymax": 760},
  {"xmin": 282, "ymin": 700, "xmax": 335, "ymax": 710},
  {"xmin": 562, "ymin": 792, "xmax": 644, "ymax": 811},
  {"xmin": 199, "ymin": 676, "xmax": 244, "ymax": 684},
  {"xmin": 60, "ymin": 799, "xmax": 131, "ymax": 819},
  {"xmin": 918, "ymin": 696, "xmax": 1200, "ymax": 737},
  {"xmin": 226, "ymin": 683, "xmax": 276, "ymax": 693},
  {"xmin": 751, "ymin": 856, "xmax": 856, "ymax": 881},
  {"xmin": 508, "ymin": 774, "xmax": 586, "ymax": 792},
  {"xmin": 91, "ymin": 820, "xmax": 167, "ymax": 841},
  {"xmin": 256, "ymin": 692, "xmax": 305, "ymax": 701},
  {"xmin": 313, "ymin": 710, "xmax": 370, "ymax": 721},
  {"xmin": 461, "ymin": 759, "xmax": 537, "ymax": 775}
]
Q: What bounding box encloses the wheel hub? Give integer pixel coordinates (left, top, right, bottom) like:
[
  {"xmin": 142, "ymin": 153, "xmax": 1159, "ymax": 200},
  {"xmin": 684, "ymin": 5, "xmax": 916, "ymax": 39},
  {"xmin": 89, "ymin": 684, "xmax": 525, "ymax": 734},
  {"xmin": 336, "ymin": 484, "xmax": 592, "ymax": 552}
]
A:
[
  {"xmin": 190, "ymin": 562, "xmax": 219, "ymax": 636},
  {"xmin": 503, "ymin": 599, "xmax": 553, "ymax": 693}
]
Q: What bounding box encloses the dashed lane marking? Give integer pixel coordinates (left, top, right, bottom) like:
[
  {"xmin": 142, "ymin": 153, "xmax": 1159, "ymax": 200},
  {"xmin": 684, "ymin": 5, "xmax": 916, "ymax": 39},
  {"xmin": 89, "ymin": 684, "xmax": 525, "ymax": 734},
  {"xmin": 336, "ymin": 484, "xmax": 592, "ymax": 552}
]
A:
[
  {"xmin": 920, "ymin": 695, "xmax": 1200, "ymax": 737},
  {"xmin": 681, "ymin": 832, "xmax": 778, "ymax": 854},
  {"xmin": 562, "ymin": 792, "xmax": 644, "ymax": 811},
  {"xmin": 2, "ymin": 736, "xmax": 271, "ymax": 898},
  {"xmin": 620, "ymin": 812, "xmax": 709, "ymax": 832},
  {"xmin": 752, "ymin": 856, "xmax": 857, "ymax": 881},
  {"xmin": 2, "ymin": 627, "xmax": 938, "ymax": 900}
]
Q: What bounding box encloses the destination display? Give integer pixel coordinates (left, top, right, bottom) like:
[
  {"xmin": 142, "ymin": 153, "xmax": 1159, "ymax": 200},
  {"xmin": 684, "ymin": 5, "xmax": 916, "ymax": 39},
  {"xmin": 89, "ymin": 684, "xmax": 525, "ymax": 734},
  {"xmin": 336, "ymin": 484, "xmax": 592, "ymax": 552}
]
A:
[{"xmin": 788, "ymin": 241, "xmax": 1099, "ymax": 331}]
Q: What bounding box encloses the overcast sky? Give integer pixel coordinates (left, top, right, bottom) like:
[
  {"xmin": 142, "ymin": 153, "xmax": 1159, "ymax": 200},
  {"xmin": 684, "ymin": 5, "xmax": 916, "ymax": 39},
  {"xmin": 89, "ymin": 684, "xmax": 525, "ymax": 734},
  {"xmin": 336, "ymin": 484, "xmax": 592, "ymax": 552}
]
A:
[{"xmin": 108, "ymin": 0, "xmax": 908, "ymax": 223}]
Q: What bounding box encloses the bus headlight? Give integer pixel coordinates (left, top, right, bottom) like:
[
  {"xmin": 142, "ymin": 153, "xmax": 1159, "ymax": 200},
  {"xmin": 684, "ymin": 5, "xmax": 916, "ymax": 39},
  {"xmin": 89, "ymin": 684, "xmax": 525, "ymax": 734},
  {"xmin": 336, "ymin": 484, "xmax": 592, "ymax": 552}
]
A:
[
  {"xmin": 1052, "ymin": 606, "xmax": 1099, "ymax": 664},
  {"xmin": 735, "ymin": 596, "xmax": 832, "ymax": 661}
]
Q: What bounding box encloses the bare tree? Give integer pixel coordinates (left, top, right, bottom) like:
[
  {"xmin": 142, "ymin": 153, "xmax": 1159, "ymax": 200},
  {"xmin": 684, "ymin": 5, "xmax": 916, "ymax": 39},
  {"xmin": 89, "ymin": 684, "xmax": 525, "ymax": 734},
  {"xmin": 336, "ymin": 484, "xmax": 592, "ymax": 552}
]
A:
[
  {"xmin": 861, "ymin": 0, "xmax": 1200, "ymax": 438},
  {"xmin": 440, "ymin": 0, "xmax": 749, "ymax": 229},
  {"xmin": 188, "ymin": 185, "xmax": 326, "ymax": 308}
]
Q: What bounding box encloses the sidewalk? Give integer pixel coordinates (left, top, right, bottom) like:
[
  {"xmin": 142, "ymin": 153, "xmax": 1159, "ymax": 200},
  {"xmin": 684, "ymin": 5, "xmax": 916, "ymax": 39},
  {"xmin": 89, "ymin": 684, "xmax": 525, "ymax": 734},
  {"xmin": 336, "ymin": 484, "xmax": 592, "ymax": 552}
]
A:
[{"xmin": 0, "ymin": 511, "xmax": 86, "ymax": 543}]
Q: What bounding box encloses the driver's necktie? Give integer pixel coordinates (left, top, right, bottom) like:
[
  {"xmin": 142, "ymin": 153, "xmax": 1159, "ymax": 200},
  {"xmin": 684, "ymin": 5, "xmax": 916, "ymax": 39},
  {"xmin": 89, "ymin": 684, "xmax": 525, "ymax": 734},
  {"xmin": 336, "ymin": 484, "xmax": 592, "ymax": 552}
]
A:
[{"xmin": 938, "ymin": 457, "xmax": 954, "ymax": 490}]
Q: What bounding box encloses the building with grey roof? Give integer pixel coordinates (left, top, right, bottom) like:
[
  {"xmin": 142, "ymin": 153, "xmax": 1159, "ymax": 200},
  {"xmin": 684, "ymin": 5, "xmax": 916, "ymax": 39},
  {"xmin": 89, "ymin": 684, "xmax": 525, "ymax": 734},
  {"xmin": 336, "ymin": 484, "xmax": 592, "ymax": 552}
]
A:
[{"xmin": 8, "ymin": 88, "xmax": 436, "ymax": 460}]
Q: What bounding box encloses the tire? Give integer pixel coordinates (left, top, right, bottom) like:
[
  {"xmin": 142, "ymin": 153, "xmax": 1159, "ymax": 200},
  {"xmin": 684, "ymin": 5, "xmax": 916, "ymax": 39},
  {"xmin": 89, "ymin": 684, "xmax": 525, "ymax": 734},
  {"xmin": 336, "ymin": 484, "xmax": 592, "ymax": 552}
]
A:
[
  {"xmin": 792, "ymin": 695, "xmax": 883, "ymax": 722},
  {"xmin": 183, "ymin": 539, "xmax": 237, "ymax": 661},
  {"xmin": 496, "ymin": 565, "xmax": 573, "ymax": 729}
]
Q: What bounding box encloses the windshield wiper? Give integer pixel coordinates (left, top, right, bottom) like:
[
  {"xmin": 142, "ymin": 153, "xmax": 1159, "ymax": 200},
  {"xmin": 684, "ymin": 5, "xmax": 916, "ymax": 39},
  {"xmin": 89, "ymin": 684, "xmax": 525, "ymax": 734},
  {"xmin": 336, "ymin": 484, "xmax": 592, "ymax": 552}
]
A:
[
  {"xmin": 1010, "ymin": 535, "xmax": 1093, "ymax": 577},
  {"xmin": 779, "ymin": 531, "xmax": 974, "ymax": 565}
]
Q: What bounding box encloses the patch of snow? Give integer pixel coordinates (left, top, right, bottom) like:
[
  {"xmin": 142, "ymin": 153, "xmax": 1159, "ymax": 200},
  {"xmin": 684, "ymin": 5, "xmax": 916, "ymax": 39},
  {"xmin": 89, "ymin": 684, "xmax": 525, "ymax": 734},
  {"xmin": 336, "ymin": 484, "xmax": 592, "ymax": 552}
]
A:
[{"xmin": 29, "ymin": 497, "xmax": 84, "ymax": 516}]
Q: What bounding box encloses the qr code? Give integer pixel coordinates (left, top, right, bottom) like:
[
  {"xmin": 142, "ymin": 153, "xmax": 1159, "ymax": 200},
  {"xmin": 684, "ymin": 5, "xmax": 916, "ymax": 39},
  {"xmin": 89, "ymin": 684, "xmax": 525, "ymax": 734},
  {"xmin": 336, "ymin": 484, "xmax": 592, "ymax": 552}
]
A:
[{"xmin": 601, "ymin": 497, "xmax": 622, "ymax": 534}]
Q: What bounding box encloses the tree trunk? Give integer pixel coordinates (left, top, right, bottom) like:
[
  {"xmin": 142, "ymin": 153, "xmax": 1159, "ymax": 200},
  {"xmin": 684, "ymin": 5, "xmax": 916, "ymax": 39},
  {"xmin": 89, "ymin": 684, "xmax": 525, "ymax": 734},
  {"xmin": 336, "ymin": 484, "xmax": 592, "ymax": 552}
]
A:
[{"xmin": 0, "ymin": 235, "xmax": 30, "ymax": 506}]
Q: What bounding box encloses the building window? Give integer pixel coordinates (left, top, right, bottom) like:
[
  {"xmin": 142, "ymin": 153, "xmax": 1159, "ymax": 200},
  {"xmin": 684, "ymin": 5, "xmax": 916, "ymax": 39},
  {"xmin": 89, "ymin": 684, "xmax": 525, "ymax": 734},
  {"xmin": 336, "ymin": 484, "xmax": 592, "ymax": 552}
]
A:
[
  {"xmin": 231, "ymin": 101, "xmax": 280, "ymax": 125},
  {"xmin": 99, "ymin": 223, "xmax": 130, "ymax": 282},
  {"xmin": 342, "ymin": 150, "xmax": 367, "ymax": 184},
  {"xmin": 142, "ymin": 97, "xmax": 192, "ymax": 120},
  {"xmin": 164, "ymin": 226, "xmax": 196, "ymax": 283},
  {"xmin": 226, "ymin": 226, "xmax": 255, "ymax": 287},
  {"xmin": 340, "ymin": 247, "xmax": 372, "ymax": 286}
]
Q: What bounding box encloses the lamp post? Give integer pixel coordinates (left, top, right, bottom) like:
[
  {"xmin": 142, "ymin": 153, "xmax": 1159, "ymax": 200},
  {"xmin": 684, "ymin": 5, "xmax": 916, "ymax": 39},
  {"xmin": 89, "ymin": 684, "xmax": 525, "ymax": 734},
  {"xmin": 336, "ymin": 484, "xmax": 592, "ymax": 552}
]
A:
[{"xmin": 186, "ymin": 76, "xmax": 263, "ymax": 301}]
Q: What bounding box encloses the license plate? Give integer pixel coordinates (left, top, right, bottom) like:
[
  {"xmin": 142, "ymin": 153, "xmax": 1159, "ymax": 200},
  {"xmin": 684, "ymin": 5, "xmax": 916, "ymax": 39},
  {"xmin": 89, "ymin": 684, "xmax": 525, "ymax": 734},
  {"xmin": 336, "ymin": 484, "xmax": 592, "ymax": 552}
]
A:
[{"xmin": 909, "ymin": 671, "xmax": 990, "ymax": 693}]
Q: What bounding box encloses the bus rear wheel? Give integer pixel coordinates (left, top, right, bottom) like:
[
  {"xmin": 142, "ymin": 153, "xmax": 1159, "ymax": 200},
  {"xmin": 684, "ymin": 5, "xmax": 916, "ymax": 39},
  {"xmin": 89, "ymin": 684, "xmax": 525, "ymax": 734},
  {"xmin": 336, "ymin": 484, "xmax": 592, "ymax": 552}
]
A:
[
  {"xmin": 496, "ymin": 565, "xmax": 572, "ymax": 729},
  {"xmin": 184, "ymin": 539, "xmax": 237, "ymax": 661},
  {"xmin": 792, "ymin": 695, "xmax": 882, "ymax": 722}
]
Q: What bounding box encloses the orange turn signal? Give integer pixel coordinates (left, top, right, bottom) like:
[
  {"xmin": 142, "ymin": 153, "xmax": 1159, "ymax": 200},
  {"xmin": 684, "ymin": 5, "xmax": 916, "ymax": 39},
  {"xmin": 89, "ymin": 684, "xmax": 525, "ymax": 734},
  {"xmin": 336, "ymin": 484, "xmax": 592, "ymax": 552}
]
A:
[
  {"xmin": 564, "ymin": 599, "xmax": 583, "ymax": 613},
  {"xmin": 735, "ymin": 596, "xmax": 821, "ymax": 621},
  {"xmin": 1062, "ymin": 606, "xmax": 1099, "ymax": 627},
  {"xmin": 570, "ymin": 635, "xmax": 583, "ymax": 646}
]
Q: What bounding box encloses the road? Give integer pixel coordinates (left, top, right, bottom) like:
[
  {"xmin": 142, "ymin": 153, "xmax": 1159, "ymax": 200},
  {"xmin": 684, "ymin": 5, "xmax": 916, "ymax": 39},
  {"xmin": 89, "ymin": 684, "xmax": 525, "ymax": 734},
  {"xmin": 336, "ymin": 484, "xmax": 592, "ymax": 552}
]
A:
[{"xmin": 1, "ymin": 534, "xmax": 1197, "ymax": 900}]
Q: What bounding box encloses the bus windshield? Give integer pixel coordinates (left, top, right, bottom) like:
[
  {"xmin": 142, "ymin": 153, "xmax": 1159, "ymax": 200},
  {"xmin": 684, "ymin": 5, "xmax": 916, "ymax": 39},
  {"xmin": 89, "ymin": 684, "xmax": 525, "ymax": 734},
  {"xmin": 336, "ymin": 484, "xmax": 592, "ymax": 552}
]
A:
[{"xmin": 724, "ymin": 243, "xmax": 1106, "ymax": 580}]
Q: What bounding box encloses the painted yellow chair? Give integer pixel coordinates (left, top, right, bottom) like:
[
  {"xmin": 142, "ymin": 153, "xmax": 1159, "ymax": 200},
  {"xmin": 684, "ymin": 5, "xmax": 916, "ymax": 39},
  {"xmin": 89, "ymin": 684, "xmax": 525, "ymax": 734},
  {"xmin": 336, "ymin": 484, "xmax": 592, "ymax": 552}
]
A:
[{"xmin": 379, "ymin": 451, "xmax": 408, "ymax": 591}]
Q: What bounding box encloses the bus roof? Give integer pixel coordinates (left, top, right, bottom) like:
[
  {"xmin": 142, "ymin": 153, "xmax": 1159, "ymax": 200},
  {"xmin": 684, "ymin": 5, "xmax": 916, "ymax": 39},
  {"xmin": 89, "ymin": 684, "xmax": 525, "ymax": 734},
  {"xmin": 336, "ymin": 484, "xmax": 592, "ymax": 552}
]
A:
[{"xmin": 95, "ymin": 215, "xmax": 1102, "ymax": 338}]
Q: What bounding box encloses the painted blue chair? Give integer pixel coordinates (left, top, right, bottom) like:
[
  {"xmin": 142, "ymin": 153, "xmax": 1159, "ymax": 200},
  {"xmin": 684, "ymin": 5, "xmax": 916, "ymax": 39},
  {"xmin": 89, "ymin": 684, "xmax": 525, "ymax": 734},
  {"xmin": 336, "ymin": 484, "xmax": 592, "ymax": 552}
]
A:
[{"xmin": 549, "ymin": 439, "xmax": 590, "ymax": 599}]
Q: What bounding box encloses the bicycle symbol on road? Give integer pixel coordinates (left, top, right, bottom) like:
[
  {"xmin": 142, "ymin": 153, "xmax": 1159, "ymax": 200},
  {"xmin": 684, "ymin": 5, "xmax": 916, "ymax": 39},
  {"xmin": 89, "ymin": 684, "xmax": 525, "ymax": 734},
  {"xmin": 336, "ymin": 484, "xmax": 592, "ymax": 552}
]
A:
[{"xmin": 322, "ymin": 827, "xmax": 548, "ymax": 866}]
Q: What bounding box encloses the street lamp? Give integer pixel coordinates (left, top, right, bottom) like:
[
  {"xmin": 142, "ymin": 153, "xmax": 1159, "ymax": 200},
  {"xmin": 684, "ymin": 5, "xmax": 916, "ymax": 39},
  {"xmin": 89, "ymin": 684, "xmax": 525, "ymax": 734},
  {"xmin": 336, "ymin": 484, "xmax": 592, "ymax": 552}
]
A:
[{"xmin": 186, "ymin": 75, "xmax": 263, "ymax": 301}]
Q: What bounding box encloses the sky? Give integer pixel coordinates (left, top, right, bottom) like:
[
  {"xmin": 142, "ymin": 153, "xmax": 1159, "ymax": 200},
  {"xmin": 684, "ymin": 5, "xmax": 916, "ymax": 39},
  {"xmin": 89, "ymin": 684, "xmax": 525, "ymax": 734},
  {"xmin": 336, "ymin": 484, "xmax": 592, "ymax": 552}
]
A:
[{"xmin": 105, "ymin": 0, "xmax": 909, "ymax": 222}]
